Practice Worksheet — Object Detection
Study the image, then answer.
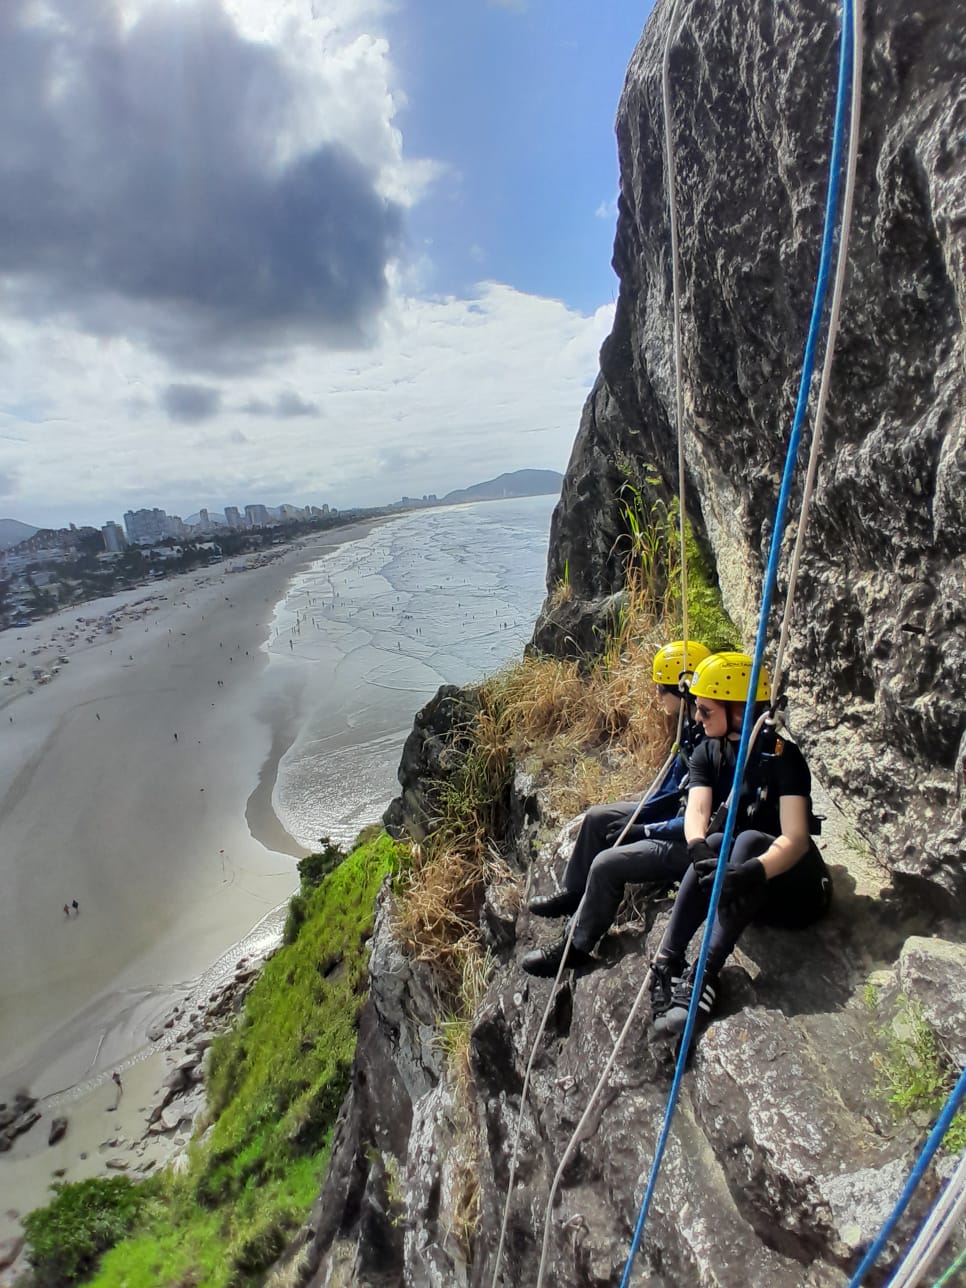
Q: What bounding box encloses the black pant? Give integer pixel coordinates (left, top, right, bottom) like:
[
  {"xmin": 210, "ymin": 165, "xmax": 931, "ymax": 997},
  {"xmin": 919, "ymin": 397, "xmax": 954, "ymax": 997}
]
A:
[
  {"xmin": 562, "ymin": 799, "xmax": 680, "ymax": 893},
  {"xmin": 563, "ymin": 802, "xmax": 689, "ymax": 952},
  {"xmin": 661, "ymin": 831, "xmax": 831, "ymax": 975}
]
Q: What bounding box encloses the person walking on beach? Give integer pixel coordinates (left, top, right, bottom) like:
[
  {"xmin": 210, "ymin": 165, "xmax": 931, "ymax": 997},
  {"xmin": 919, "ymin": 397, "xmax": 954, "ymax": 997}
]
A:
[
  {"xmin": 71, "ymin": 898, "xmax": 79, "ymax": 914},
  {"xmin": 111, "ymin": 1071, "xmax": 123, "ymax": 1110},
  {"xmin": 63, "ymin": 903, "xmax": 70, "ymax": 918}
]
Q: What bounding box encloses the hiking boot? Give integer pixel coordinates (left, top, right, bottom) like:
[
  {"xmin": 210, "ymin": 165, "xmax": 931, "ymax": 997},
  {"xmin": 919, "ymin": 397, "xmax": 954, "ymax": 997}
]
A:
[
  {"xmin": 521, "ymin": 936, "xmax": 594, "ymax": 977},
  {"xmin": 652, "ymin": 964, "xmax": 718, "ymax": 1039},
  {"xmin": 528, "ymin": 889, "xmax": 582, "ymax": 918},
  {"xmin": 648, "ymin": 955, "xmax": 686, "ymax": 1021}
]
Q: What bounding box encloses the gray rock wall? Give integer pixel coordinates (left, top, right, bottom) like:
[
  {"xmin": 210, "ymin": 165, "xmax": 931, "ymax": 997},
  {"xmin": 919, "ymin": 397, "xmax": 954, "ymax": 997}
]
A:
[{"xmin": 534, "ymin": 0, "xmax": 965, "ymax": 904}]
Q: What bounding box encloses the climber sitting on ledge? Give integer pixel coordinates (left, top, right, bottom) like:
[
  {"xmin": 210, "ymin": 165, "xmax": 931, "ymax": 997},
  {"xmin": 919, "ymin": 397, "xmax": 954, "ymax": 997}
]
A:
[
  {"xmin": 650, "ymin": 651, "xmax": 832, "ymax": 1039},
  {"xmin": 521, "ymin": 639, "xmax": 710, "ymax": 978}
]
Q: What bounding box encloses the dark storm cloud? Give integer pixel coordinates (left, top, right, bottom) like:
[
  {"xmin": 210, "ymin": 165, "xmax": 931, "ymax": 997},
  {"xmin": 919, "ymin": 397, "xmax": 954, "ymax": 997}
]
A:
[
  {"xmin": 275, "ymin": 391, "xmax": 320, "ymax": 418},
  {"xmin": 242, "ymin": 391, "xmax": 320, "ymax": 418},
  {"xmin": 161, "ymin": 384, "xmax": 222, "ymax": 423},
  {"xmin": 0, "ymin": 0, "xmax": 403, "ymax": 369}
]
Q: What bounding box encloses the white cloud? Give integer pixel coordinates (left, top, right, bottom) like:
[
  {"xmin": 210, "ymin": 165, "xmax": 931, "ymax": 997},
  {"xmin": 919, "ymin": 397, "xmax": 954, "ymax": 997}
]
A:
[
  {"xmin": 1, "ymin": 286, "xmax": 613, "ymax": 524},
  {"xmin": 0, "ymin": 0, "xmax": 615, "ymax": 527}
]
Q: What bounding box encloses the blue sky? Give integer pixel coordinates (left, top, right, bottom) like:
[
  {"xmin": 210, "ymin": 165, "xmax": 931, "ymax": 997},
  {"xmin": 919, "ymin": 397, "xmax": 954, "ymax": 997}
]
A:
[
  {"xmin": 0, "ymin": 0, "xmax": 655, "ymax": 528},
  {"xmin": 388, "ymin": 0, "xmax": 649, "ymax": 311}
]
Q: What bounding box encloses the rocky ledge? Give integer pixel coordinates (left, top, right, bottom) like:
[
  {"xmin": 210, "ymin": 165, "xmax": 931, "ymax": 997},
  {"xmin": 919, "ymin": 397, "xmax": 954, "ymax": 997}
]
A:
[{"xmin": 271, "ymin": 690, "xmax": 965, "ymax": 1287}]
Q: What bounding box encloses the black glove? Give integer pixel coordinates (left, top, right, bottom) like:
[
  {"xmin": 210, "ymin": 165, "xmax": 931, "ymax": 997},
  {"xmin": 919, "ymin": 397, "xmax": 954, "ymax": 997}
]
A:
[
  {"xmin": 689, "ymin": 838, "xmax": 718, "ymax": 889},
  {"xmin": 719, "ymin": 857, "xmax": 767, "ymax": 904}
]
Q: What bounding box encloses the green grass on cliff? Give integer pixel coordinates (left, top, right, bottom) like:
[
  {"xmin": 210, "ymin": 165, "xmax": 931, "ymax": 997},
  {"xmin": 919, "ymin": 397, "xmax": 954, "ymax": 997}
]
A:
[
  {"xmin": 613, "ymin": 457, "xmax": 738, "ymax": 655},
  {"xmin": 678, "ymin": 518, "xmax": 739, "ymax": 654},
  {"xmin": 47, "ymin": 831, "xmax": 400, "ymax": 1288}
]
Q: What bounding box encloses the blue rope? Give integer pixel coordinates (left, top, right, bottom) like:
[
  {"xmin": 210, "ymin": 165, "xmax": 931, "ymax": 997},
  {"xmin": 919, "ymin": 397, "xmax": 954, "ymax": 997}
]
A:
[
  {"xmin": 846, "ymin": 1066, "xmax": 966, "ymax": 1287},
  {"xmin": 619, "ymin": 4, "xmax": 854, "ymax": 1282}
]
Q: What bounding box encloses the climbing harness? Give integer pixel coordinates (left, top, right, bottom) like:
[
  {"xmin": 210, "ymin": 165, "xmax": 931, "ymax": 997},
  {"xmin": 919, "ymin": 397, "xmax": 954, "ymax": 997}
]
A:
[
  {"xmin": 846, "ymin": 1067, "xmax": 966, "ymax": 1287},
  {"xmin": 619, "ymin": 0, "xmax": 863, "ymax": 1281}
]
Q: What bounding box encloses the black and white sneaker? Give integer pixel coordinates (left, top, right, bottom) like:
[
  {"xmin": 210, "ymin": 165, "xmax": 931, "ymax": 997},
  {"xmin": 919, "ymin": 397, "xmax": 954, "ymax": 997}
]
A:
[
  {"xmin": 652, "ymin": 965, "xmax": 718, "ymax": 1039},
  {"xmin": 648, "ymin": 955, "xmax": 685, "ymax": 1021}
]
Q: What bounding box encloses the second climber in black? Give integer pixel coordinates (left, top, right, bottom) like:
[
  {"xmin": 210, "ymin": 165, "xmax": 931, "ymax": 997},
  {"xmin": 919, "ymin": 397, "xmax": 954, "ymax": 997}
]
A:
[{"xmin": 649, "ymin": 651, "xmax": 832, "ymax": 1039}]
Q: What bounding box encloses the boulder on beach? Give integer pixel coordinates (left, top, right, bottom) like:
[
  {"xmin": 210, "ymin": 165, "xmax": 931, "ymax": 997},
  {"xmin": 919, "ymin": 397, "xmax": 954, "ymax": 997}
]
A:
[{"xmin": 48, "ymin": 1116, "xmax": 68, "ymax": 1145}]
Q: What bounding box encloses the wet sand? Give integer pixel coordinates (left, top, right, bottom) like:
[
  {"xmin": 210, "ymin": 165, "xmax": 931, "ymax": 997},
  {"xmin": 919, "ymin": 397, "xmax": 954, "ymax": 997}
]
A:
[{"xmin": 0, "ymin": 522, "xmax": 383, "ymax": 1254}]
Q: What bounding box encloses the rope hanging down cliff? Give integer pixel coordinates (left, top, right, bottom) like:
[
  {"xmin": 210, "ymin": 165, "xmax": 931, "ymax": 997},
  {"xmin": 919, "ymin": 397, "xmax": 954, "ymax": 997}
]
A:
[
  {"xmin": 530, "ymin": 5, "xmax": 863, "ymax": 1282},
  {"xmin": 847, "ymin": 1068, "xmax": 966, "ymax": 1287},
  {"xmin": 930, "ymin": 1243, "xmax": 966, "ymax": 1288},
  {"xmin": 620, "ymin": 0, "xmax": 864, "ymax": 1281},
  {"xmin": 490, "ymin": 3, "xmax": 695, "ymax": 1283},
  {"xmin": 488, "ymin": 707, "xmax": 687, "ymax": 1288},
  {"xmin": 884, "ymin": 1145, "xmax": 966, "ymax": 1288},
  {"xmin": 664, "ymin": 0, "xmax": 689, "ymax": 651},
  {"xmin": 525, "ymin": 4, "xmax": 698, "ymax": 1283}
]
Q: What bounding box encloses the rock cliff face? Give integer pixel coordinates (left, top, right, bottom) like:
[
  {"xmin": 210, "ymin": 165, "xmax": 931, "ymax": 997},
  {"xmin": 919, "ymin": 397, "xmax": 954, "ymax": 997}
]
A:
[
  {"xmin": 275, "ymin": 2, "xmax": 965, "ymax": 1285},
  {"xmin": 534, "ymin": 0, "xmax": 965, "ymax": 905},
  {"xmin": 285, "ymin": 714, "xmax": 965, "ymax": 1286}
]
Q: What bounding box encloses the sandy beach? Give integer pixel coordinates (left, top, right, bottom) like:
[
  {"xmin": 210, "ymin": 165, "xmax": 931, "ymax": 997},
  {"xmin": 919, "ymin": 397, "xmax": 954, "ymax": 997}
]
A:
[
  {"xmin": 0, "ymin": 497, "xmax": 557, "ymax": 1270},
  {"xmin": 0, "ymin": 521, "xmax": 382, "ymax": 1256}
]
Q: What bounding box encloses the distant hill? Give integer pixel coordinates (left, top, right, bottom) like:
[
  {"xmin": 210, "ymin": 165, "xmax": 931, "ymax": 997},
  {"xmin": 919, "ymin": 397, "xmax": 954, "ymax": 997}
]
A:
[
  {"xmin": 185, "ymin": 511, "xmax": 227, "ymax": 527},
  {"xmin": 0, "ymin": 519, "xmax": 38, "ymax": 550},
  {"xmin": 440, "ymin": 470, "xmax": 563, "ymax": 506}
]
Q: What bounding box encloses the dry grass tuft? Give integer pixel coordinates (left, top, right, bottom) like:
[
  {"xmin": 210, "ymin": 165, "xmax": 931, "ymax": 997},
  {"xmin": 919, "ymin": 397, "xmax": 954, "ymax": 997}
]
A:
[
  {"xmin": 392, "ymin": 694, "xmax": 517, "ymax": 999},
  {"xmin": 394, "ymin": 843, "xmax": 502, "ymax": 976},
  {"xmin": 436, "ymin": 950, "xmax": 495, "ymax": 1099},
  {"xmin": 485, "ymin": 578, "xmax": 673, "ymax": 816}
]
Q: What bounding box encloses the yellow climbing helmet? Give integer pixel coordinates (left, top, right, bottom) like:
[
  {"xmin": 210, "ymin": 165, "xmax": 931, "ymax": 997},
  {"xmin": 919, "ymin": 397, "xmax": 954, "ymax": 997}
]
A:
[
  {"xmin": 689, "ymin": 651, "xmax": 771, "ymax": 703},
  {"xmin": 652, "ymin": 640, "xmax": 711, "ymax": 686}
]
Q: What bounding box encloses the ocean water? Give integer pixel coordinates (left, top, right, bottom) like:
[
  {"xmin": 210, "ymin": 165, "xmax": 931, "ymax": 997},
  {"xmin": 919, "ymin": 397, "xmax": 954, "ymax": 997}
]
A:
[{"xmin": 267, "ymin": 495, "xmax": 556, "ymax": 848}]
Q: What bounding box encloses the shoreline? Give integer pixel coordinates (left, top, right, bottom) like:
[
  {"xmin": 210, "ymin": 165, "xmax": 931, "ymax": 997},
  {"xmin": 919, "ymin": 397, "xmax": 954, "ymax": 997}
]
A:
[
  {"xmin": 0, "ymin": 518, "xmax": 392, "ymax": 1256},
  {"xmin": 245, "ymin": 723, "xmax": 309, "ymax": 859}
]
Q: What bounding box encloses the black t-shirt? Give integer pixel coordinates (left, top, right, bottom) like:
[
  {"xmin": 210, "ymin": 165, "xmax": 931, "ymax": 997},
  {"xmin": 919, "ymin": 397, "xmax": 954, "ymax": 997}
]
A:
[{"xmin": 687, "ymin": 735, "xmax": 812, "ymax": 838}]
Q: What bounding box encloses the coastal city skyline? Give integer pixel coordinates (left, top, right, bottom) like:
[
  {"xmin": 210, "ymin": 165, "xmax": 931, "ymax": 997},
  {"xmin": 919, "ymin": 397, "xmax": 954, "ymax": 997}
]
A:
[{"xmin": 0, "ymin": 465, "xmax": 563, "ymax": 550}]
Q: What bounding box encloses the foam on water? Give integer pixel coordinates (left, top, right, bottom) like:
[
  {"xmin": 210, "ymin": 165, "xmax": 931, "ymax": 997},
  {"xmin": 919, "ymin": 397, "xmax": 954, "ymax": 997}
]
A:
[{"xmin": 265, "ymin": 495, "xmax": 555, "ymax": 847}]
